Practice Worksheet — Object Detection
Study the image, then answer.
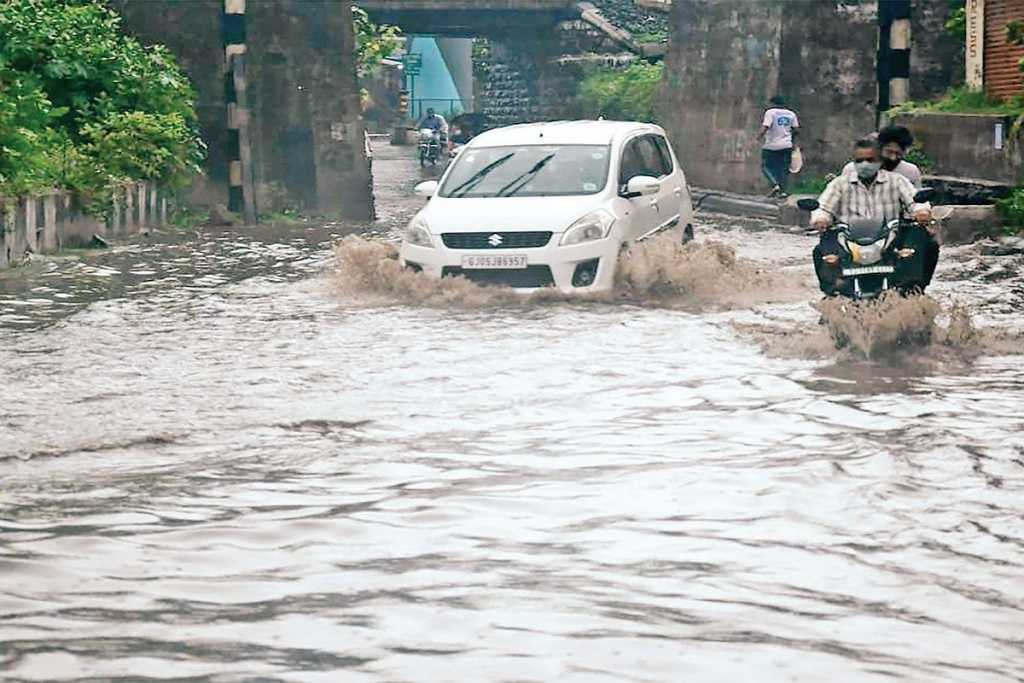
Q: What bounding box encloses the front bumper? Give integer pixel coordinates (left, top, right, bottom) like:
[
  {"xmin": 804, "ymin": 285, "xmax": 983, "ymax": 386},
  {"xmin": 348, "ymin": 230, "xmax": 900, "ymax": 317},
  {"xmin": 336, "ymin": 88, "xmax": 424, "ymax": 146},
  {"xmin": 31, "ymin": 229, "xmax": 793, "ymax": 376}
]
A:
[{"xmin": 399, "ymin": 235, "xmax": 621, "ymax": 292}]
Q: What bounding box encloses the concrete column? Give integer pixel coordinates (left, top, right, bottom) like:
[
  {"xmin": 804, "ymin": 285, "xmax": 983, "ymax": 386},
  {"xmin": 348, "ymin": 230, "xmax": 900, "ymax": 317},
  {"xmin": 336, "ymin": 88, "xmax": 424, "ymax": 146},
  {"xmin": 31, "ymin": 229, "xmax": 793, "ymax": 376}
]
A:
[
  {"xmin": 138, "ymin": 183, "xmax": 147, "ymax": 229},
  {"xmin": 114, "ymin": 1, "xmax": 229, "ymax": 209},
  {"xmin": 43, "ymin": 194, "xmax": 58, "ymax": 251},
  {"xmin": 24, "ymin": 198, "xmax": 37, "ymax": 253},
  {"xmin": 246, "ymin": 0, "xmax": 373, "ymax": 218},
  {"xmin": 125, "ymin": 186, "xmax": 136, "ymax": 233},
  {"xmin": 889, "ymin": 18, "xmax": 911, "ymax": 106}
]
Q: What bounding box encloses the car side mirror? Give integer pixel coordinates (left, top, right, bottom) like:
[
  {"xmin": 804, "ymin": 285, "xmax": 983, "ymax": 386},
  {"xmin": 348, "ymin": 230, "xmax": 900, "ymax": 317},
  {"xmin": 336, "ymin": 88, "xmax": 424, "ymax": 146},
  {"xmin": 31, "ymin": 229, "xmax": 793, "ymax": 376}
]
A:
[
  {"xmin": 622, "ymin": 175, "xmax": 660, "ymax": 199},
  {"xmin": 414, "ymin": 181, "xmax": 439, "ymax": 198},
  {"xmin": 914, "ymin": 188, "xmax": 936, "ymax": 203},
  {"xmin": 797, "ymin": 198, "xmax": 819, "ymax": 211}
]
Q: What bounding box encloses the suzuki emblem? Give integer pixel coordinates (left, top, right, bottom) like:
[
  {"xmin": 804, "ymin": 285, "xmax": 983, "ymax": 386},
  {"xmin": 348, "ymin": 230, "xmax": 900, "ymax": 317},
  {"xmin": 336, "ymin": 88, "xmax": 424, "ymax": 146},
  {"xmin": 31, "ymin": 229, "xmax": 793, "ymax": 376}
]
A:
[{"xmin": 488, "ymin": 233, "xmax": 504, "ymax": 247}]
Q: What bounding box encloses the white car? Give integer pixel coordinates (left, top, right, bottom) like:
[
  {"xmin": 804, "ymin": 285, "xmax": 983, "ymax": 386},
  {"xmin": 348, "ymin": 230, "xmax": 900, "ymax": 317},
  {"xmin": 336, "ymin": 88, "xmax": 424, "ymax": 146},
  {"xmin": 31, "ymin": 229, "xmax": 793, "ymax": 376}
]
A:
[{"xmin": 399, "ymin": 120, "xmax": 694, "ymax": 292}]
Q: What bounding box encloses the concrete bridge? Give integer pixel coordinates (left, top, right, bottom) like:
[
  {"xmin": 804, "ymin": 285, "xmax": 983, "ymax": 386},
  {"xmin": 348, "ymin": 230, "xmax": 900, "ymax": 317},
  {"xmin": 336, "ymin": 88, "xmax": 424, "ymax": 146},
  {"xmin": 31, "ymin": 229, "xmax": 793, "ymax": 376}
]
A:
[{"xmin": 360, "ymin": 0, "xmax": 579, "ymax": 36}]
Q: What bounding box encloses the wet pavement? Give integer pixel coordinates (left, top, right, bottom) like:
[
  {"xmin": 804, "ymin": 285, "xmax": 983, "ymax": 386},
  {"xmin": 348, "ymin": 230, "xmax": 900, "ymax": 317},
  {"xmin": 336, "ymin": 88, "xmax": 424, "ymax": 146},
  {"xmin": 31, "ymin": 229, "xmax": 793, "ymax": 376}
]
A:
[{"xmin": 1, "ymin": 141, "xmax": 1023, "ymax": 682}]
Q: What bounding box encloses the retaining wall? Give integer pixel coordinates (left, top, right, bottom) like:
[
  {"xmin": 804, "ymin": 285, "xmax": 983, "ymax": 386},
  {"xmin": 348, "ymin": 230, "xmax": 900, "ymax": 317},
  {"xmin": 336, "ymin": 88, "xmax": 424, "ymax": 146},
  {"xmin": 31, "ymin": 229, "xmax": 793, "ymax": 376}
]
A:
[
  {"xmin": 892, "ymin": 112, "xmax": 1024, "ymax": 185},
  {"xmin": 0, "ymin": 183, "xmax": 170, "ymax": 271}
]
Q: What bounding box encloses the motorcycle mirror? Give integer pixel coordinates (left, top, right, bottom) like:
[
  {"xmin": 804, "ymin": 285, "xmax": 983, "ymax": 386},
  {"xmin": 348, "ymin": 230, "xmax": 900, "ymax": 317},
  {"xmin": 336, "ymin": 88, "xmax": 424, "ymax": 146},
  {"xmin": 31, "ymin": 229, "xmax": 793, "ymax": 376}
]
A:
[
  {"xmin": 914, "ymin": 188, "xmax": 936, "ymax": 203},
  {"xmin": 796, "ymin": 198, "xmax": 819, "ymax": 212}
]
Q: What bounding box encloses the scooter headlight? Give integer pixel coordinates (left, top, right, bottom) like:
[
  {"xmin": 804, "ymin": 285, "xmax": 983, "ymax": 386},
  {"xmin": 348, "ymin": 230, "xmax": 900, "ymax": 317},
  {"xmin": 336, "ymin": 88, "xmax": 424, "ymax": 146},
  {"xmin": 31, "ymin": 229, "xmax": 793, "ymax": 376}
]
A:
[
  {"xmin": 404, "ymin": 215, "xmax": 434, "ymax": 248},
  {"xmin": 560, "ymin": 209, "xmax": 615, "ymax": 246}
]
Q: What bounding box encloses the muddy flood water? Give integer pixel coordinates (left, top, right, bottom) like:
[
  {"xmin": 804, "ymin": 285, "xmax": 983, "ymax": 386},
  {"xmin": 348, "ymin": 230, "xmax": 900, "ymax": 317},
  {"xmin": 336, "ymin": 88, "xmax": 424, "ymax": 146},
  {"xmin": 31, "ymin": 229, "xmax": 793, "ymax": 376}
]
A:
[{"xmin": 1, "ymin": 143, "xmax": 1023, "ymax": 682}]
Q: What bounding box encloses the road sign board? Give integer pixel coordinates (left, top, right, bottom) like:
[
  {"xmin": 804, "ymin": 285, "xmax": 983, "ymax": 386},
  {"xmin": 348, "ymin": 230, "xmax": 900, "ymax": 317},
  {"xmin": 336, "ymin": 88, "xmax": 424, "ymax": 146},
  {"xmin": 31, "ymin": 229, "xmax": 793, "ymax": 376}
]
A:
[
  {"xmin": 403, "ymin": 53, "xmax": 422, "ymax": 68},
  {"xmin": 404, "ymin": 64, "xmax": 421, "ymax": 76}
]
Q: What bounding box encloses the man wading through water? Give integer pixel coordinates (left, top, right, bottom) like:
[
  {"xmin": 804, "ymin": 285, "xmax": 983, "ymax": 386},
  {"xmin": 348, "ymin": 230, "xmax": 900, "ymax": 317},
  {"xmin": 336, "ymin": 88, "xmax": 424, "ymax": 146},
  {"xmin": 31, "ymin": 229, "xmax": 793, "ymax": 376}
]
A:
[{"xmin": 760, "ymin": 95, "xmax": 799, "ymax": 198}]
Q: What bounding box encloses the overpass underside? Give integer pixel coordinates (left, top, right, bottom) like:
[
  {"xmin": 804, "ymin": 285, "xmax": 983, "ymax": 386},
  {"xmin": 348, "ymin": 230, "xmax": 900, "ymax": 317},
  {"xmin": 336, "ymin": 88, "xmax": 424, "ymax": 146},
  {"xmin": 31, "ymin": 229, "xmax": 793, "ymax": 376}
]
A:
[{"xmin": 361, "ymin": 1, "xmax": 578, "ymax": 37}]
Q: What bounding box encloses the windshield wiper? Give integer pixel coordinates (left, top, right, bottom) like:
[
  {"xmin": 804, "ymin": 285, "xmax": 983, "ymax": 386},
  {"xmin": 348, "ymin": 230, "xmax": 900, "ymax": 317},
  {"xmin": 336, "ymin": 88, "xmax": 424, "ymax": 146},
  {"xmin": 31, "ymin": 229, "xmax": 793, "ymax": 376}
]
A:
[
  {"xmin": 447, "ymin": 153, "xmax": 515, "ymax": 198},
  {"xmin": 496, "ymin": 154, "xmax": 556, "ymax": 198}
]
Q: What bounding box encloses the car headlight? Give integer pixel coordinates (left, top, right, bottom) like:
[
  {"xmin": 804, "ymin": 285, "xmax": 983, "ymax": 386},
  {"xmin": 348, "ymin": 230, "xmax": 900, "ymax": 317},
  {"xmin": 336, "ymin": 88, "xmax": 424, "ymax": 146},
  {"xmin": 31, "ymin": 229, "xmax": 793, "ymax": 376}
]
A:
[
  {"xmin": 560, "ymin": 209, "xmax": 615, "ymax": 246},
  {"xmin": 404, "ymin": 215, "xmax": 434, "ymax": 248}
]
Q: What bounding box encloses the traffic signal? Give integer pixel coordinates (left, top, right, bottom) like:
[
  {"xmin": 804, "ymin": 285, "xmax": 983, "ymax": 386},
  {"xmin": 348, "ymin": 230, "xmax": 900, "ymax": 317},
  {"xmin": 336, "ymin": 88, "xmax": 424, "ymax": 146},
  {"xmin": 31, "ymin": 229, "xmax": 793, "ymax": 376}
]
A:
[{"xmin": 398, "ymin": 90, "xmax": 409, "ymax": 116}]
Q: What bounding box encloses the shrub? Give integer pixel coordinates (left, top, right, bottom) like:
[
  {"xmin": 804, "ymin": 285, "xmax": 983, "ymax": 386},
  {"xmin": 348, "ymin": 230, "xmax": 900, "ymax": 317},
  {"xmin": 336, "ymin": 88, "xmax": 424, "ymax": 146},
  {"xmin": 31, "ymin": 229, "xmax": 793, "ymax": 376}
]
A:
[
  {"xmin": 578, "ymin": 62, "xmax": 664, "ymax": 123},
  {"xmin": 0, "ymin": 0, "xmax": 203, "ymax": 206},
  {"xmin": 996, "ymin": 188, "xmax": 1024, "ymax": 231}
]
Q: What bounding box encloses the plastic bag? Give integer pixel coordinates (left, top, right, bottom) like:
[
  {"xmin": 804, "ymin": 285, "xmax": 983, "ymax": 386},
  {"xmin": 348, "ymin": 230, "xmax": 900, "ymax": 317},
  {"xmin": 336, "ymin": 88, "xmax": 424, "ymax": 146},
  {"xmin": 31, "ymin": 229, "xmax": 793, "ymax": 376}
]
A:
[{"xmin": 789, "ymin": 147, "xmax": 803, "ymax": 173}]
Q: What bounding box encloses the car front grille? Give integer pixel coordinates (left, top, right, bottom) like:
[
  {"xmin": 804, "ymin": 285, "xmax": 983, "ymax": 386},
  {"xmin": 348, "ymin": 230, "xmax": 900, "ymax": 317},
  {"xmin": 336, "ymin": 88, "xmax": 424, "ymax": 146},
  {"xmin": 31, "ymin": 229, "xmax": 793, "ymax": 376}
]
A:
[
  {"xmin": 442, "ymin": 265, "xmax": 555, "ymax": 289},
  {"xmin": 441, "ymin": 232, "xmax": 553, "ymax": 250}
]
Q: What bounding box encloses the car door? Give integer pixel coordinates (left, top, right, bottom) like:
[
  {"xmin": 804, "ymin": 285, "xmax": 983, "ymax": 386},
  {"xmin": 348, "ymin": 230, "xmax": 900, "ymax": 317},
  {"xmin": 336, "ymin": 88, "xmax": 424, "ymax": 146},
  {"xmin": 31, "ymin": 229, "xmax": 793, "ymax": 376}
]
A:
[
  {"xmin": 649, "ymin": 134, "xmax": 687, "ymax": 236},
  {"xmin": 630, "ymin": 135, "xmax": 681, "ymax": 237},
  {"xmin": 617, "ymin": 136, "xmax": 660, "ymax": 240}
]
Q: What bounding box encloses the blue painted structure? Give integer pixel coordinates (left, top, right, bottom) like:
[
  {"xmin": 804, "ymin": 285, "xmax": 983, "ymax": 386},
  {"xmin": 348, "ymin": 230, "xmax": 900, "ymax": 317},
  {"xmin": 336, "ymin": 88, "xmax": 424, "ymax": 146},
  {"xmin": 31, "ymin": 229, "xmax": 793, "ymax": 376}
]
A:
[{"xmin": 406, "ymin": 35, "xmax": 472, "ymax": 121}]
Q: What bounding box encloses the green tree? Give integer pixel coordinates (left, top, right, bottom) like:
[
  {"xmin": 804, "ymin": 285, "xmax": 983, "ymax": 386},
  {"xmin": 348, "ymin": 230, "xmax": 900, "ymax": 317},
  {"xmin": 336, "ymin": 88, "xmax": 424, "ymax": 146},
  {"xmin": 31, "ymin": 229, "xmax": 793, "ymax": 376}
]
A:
[
  {"xmin": 945, "ymin": 0, "xmax": 966, "ymax": 40},
  {"xmin": 353, "ymin": 5, "xmax": 401, "ymax": 79},
  {"xmin": 578, "ymin": 62, "xmax": 664, "ymax": 123},
  {"xmin": 0, "ymin": 0, "xmax": 203, "ymax": 202}
]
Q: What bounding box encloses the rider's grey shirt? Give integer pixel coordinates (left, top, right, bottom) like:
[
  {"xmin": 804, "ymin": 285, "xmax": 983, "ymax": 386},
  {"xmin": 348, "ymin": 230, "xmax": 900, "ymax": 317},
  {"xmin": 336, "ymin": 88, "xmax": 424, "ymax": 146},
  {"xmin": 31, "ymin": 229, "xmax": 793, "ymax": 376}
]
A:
[{"xmin": 812, "ymin": 169, "xmax": 923, "ymax": 226}]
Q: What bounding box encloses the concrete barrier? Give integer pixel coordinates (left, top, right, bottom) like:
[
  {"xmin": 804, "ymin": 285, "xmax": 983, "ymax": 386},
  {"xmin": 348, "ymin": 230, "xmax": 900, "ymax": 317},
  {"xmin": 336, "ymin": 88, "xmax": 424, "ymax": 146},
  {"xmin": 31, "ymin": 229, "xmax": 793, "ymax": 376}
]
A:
[{"xmin": 0, "ymin": 182, "xmax": 171, "ymax": 270}]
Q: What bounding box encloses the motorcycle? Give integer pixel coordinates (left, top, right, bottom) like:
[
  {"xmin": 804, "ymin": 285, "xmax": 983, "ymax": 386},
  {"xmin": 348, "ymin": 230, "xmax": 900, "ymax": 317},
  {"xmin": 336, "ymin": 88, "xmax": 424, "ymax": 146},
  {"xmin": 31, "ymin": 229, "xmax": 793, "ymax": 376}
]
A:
[
  {"xmin": 418, "ymin": 128, "xmax": 443, "ymax": 167},
  {"xmin": 798, "ymin": 189, "xmax": 951, "ymax": 300}
]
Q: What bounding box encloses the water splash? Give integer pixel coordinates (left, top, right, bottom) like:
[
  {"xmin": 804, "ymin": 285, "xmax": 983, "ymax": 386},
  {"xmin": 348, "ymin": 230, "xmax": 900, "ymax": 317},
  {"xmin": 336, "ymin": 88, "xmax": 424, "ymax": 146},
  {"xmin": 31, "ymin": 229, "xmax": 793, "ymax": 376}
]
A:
[
  {"xmin": 738, "ymin": 293, "xmax": 1022, "ymax": 362},
  {"xmin": 330, "ymin": 234, "xmax": 803, "ymax": 310}
]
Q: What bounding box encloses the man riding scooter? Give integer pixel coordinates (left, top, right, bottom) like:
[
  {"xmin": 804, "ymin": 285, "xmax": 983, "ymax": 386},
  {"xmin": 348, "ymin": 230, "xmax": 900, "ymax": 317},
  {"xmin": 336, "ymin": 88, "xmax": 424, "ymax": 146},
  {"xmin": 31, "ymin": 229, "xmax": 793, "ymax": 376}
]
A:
[{"xmin": 811, "ymin": 137, "xmax": 935, "ymax": 296}]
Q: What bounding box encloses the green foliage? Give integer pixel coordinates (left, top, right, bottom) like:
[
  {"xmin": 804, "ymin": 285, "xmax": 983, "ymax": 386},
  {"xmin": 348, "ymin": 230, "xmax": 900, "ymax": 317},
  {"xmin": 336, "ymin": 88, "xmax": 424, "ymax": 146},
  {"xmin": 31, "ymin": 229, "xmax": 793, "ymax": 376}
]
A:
[
  {"xmin": 578, "ymin": 62, "xmax": 664, "ymax": 123},
  {"xmin": 0, "ymin": 66, "xmax": 59, "ymax": 195},
  {"xmin": 996, "ymin": 188, "xmax": 1024, "ymax": 231},
  {"xmin": 790, "ymin": 176, "xmax": 830, "ymax": 196},
  {"xmin": 0, "ymin": 0, "xmax": 203, "ymax": 207},
  {"xmin": 945, "ymin": 0, "xmax": 966, "ymax": 41},
  {"xmin": 889, "ymin": 87, "xmax": 1024, "ymax": 117},
  {"xmin": 904, "ymin": 144, "xmax": 934, "ymax": 171},
  {"xmin": 353, "ymin": 5, "xmax": 401, "ymax": 79},
  {"xmin": 632, "ymin": 31, "xmax": 668, "ymax": 45}
]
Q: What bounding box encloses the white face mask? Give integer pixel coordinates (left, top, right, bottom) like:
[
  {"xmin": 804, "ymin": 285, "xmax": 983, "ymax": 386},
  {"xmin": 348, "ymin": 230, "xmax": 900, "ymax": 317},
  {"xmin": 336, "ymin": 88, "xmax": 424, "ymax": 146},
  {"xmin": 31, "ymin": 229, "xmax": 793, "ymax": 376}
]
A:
[{"xmin": 855, "ymin": 160, "xmax": 881, "ymax": 181}]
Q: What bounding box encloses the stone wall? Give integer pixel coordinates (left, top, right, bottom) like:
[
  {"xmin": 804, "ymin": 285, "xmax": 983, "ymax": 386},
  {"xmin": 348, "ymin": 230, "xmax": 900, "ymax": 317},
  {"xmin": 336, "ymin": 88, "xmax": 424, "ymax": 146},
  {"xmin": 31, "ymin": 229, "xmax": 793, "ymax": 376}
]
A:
[
  {"xmin": 910, "ymin": 0, "xmax": 964, "ymax": 100},
  {"xmin": 892, "ymin": 112, "xmax": 1024, "ymax": 185},
  {"xmin": 1, "ymin": 184, "xmax": 171, "ymax": 270},
  {"xmin": 659, "ymin": 0, "xmax": 963, "ymax": 194},
  {"xmin": 659, "ymin": 0, "xmax": 878, "ymax": 193}
]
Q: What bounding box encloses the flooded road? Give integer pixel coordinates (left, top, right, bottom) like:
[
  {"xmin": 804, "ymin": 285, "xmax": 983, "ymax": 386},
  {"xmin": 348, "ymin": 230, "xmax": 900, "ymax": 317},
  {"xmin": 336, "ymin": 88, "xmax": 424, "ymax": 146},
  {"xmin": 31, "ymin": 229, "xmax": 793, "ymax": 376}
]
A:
[{"xmin": 2, "ymin": 143, "xmax": 1023, "ymax": 682}]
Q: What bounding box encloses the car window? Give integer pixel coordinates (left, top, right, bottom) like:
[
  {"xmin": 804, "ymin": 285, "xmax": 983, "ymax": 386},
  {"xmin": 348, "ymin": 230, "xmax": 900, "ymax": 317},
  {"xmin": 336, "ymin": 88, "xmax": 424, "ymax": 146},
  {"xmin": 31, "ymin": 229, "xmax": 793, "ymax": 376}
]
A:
[
  {"xmin": 621, "ymin": 136, "xmax": 668, "ymax": 188},
  {"xmin": 636, "ymin": 137, "xmax": 666, "ymax": 178},
  {"xmin": 652, "ymin": 136, "xmax": 675, "ymax": 176},
  {"xmin": 619, "ymin": 139, "xmax": 646, "ymax": 187}
]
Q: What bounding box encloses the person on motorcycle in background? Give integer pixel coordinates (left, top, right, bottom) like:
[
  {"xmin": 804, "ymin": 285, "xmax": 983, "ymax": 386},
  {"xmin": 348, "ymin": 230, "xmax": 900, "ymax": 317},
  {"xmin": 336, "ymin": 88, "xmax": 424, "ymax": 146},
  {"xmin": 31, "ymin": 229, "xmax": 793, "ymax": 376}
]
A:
[
  {"xmin": 811, "ymin": 137, "xmax": 933, "ymax": 295},
  {"xmin": 419, "ymin": 108, "xmax": 450, "ymax": 151},
  {"xmin": 841, "ymin": 125, "xmax": 922, "ymax": 188}
]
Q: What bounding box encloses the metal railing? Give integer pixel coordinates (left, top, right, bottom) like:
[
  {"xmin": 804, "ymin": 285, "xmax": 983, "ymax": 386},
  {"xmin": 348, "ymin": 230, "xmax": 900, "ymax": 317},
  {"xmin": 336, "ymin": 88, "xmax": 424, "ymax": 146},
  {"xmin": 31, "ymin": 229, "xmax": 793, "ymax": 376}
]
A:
[{"xmin": 410, "ymin": 98, "xmax": 465, "ymax": 121}]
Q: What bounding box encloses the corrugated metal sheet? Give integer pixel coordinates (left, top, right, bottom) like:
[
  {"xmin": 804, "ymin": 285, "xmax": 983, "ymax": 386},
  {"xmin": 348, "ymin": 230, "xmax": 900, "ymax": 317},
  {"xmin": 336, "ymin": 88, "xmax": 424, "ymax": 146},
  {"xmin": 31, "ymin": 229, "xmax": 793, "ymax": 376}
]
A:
[{"xmin": 985, "ymin": 0, "xmax": 1024, "ymax": 101}]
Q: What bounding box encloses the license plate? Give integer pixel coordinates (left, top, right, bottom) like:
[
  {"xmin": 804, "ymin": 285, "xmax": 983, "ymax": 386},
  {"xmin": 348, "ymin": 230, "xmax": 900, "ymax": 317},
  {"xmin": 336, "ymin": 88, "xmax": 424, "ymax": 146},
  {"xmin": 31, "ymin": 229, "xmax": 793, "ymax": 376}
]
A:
[
  {"xmin": 842, "ymin": 265, "xmax": 894, "ymax": 276},
  {"xmin": 461, "ymin": 254, "xmax": 528, "ymax": 269}
]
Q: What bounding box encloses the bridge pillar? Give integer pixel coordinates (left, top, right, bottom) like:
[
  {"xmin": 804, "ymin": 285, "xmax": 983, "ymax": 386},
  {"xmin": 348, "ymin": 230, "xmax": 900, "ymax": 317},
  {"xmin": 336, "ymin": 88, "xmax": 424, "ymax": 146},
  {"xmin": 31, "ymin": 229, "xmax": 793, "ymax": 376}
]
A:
[{"xmin": 114, "ymin": 0, "xmax": 372, "ymax": 220}]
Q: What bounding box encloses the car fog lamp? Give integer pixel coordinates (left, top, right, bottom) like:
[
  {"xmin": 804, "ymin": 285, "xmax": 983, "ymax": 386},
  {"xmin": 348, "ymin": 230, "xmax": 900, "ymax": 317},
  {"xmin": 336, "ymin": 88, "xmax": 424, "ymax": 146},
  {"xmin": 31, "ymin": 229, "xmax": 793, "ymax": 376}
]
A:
[{"xmin": 897, "ymin": 248, "xmax": 916, "ymax": 259}]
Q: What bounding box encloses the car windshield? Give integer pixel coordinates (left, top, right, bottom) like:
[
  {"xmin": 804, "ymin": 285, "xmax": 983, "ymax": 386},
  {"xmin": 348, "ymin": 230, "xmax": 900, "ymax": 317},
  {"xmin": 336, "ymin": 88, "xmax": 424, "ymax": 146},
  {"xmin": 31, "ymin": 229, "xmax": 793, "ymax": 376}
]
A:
[{"xmin": 439, "ymin": 145, "xmax": 611, "ymax": 199}]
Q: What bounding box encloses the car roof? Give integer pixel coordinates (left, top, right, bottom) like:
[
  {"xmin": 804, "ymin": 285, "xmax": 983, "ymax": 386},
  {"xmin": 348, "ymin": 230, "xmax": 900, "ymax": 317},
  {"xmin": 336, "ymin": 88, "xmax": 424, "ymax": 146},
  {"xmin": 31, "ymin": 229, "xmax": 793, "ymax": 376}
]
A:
[{"xmin": 467, "ymin": 120, "xmax": 663, "ymax": 148}]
